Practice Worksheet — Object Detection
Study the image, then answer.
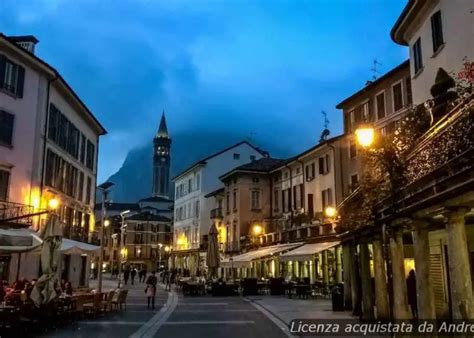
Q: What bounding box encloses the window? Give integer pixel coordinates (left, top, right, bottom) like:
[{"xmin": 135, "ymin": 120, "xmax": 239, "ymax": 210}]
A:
[
  {"xmin": 349, "ymin": 140, "xmax": 357, "ymax": 159},
  {"xmin": 0, "ymin": 110, "xmax": 14, "ymax": 146},
  {"xmin": 0, "ymin": 56, "xmax": 25, "ymax": 97},
  {"xmin": 321, "ymin": 188, "xmax": 333, "ymax": 211},
  {"xmin": 375, "ymin": 92, "xmax": 386, "ymax": 119},
  {"xmin": 48, "ymin": 104, "xmax": 80, "ymax": 158},
  {"xmin": 86, "ymin": 176, "xmax": 92, "ymax": 205},
  {"xmin": 195, "ymin": 200, "xmax": 200, "ymax": 217},
  {"xmin": 44, "ymin": 149, "xmax": 79, "ymax": 198},
  {"xmin": 196, "ymin": 173, "xmax": 200, "ymax": 190},
  {"xmin": 282, "ymin": 190, "xmax": 286, "ymax": 212},
  {"xmin": 226, "ymin": 192, "xmax": 230, "ymax": 214},
  {"xmin": 80, "ymin": 134, "xmax": 86, "ymax": 164},
  {"xmin": 319, "ymin": 154, "xmax": 330, "ymax": 175},
  {"xmin": 77, "ymin": 171, "xmax": 84, "ymax": 201},
  {"xmin": 431, "ymin": 11, "xmax": 444, "ymax": 53},
  {"xmin": 405, "ymin": 77, "xmax": 413, "ymax": 105},
  {"xmin": 273, "ymin": 189, "xmax": 279, "ymax": 211},
  {"xmin": 251, "ymin": 190, "xmax": 260, "ymax": 210},
  {"xmin": 413, "ymin": 38, "xmax": 423, "ymax": 74},
  {"xmin": 393, "ymin": 82, "xmax": 404, "ymax": 112},
  {"xmin": 305, "ymin": 163, "xmax": 315, "ymax": 179},
  {"xmin": 252, "ymin": 177, "xmax": 259, "ymax": 183},
  {"xmin": 233, "ymin": 153, "xmax": 240, "ymax": 160},
  {"xmin": 350, "ymin": 174, "xmax": 359, "ymax": 192},
  {"xmin": 250, "ymin": 155, "xmax": 256, "ymax": 162},
  {"xmin": 233, "ymin": 190, "xmax": 237, "ymax": 210},
  {"xmin": 86, "ymin": 140, "xmax": 95, "ymax": 170},
  {"xmin": 0, "ymin": 169, "xmax": 10, "ymax": 201},
  {"xmin": 188, "ymin": 178, "xmax": 192, "ymax": 193}
]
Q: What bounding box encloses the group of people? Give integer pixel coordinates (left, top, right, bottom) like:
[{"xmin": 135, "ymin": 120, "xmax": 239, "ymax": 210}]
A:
[
  {"xmin": 122, "ymin": 266, "xmax": 149, "ymax": 285},
  {"xmin": 0, "ymin": 277, "xmax": 37, "ymax": 304}
]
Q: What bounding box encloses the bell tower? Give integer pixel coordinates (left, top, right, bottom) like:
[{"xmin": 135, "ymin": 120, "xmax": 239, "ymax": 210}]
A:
[{"xmin": 153, "ymin": 111, "xmax": 171, "ymax": 198}]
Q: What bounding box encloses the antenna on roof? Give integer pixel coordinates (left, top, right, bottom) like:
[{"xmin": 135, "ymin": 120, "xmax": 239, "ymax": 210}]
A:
[
  {"xmin": 319, "ymin": 110, "xmax": 330, "ymax": 143},
  {"xmin": 370, "ymin": 59, "xmax": 383, "ymax": 81}
]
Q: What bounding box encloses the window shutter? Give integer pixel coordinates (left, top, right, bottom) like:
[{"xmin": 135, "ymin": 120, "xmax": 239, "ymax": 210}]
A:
[
  {"xmin": 319, "ymin": 157, "xmax": 324, "ymax": 174},
  {"xmin": 328, "ymin": 189, "xmax": 333, "ymax": 206},
  {"xmin": 0, "ymin": 55, "xmax": 5, "ymax": 89},
  {"xmin": 16, "ymin": 66, "xmax": 25, "ymax": 98}
]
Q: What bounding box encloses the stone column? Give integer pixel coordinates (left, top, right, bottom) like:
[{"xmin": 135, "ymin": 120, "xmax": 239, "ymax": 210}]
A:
[
  {"xmin": 322, "ymin": 251, "xmax": 329, "ymax": 285},
  {"xmin": 342, "ymin": 243, "xmax": 353, "ymax": 310},
  {"xmin": 373, "ymin": 238, "xmax": 389, "ymax": 319},
  {"xmin": 390, "ymin": 230, "xmax": 411, "ymax": 319},
  {"xmin": 412, "ymin": 222, "xmax": 436, "ymax": 319},
  {"xmin": 350, "ymin": 244, "xmax": 362, "ymax": 316},
  {"xmin": 359, "ymin": 243, "xmax": 374, "ymax": 319},
  {"xmin": 446, "ymin": 209, "xmax": 474, "ymax": 319},
  {"xmin": 335, "ymin": 246, "xmax": 343, "ymax": 283}
]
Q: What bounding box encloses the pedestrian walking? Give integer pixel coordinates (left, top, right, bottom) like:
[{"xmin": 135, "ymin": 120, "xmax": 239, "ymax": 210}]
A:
[
  {"xmin": 406, "ymin": 269, "xmax": 418, "ymax": 319},
  {"xmin": 131, "ymin": 266, "xmax": 137, "ymax": 285},
  {"xmin": 145, "ymin": 272, "xmax": 158, "ymax": 309},
  {"xmin": 124, "ymin": 267, "xmax": 130, "ymax": 285}
]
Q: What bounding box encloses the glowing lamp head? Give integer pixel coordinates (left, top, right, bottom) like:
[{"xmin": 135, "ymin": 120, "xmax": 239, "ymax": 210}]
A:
[
  {"xmin": 355, "ymin": 127, "xmax": 375, "ymax": 148},
  {"xmin": 252, "ymin": 224, "xmax": 263, "ymax": 236},
  {"xmin": 48, "ymin": 198, "xmax": 59, "ymax": 210},
  {"xmin": 104, "ymin": 219, "xmax": 110, "ymax": 227},
  {"xmin": 324, "ymin": 206, "xmax": 337, "ymax": 218},
  {"xmin": 164, "ymin": 246, "xmax": 170, "ymax": 252}
]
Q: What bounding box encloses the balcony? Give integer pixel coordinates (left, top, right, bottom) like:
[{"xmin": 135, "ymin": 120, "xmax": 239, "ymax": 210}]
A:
[
  {"xmin": 210, "ymin": 208, "xmax": 223, "ymax": 219},
  {"xmin": 0, "ymin": 201, "xmax": 35, "ymax": 227}
]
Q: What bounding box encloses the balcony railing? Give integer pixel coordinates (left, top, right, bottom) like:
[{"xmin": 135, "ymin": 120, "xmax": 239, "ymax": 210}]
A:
[
  {"xmin": 0, "ymin": 200, "xmax": 35, "ymax": 227},
  {"xmin": 210, "ymin": 208, "xmax": 223, "ymax": 219}
]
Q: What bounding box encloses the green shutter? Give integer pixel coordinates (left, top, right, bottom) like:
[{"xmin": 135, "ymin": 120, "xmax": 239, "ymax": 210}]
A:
[
  {"xmin": 0, "ymin": 55, "xmax": 6, "ymax": 89},
  {"xmin": 16, "ymin": 65, "xmax": 25, "ymax": 97}
]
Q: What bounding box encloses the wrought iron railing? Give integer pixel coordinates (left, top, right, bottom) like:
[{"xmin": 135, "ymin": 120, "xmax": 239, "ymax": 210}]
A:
[{"xmin": 0, "ymin": 200, "xmax": 35, "ymax": 227}]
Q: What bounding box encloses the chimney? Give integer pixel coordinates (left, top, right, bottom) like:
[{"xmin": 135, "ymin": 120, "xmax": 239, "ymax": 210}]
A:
[{"xmin": 7, "ymin": 35, "xmax": 39, "ymax": 54}]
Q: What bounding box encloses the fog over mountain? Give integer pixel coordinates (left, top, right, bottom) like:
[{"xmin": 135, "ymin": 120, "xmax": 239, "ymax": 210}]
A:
[{"xmin": 103, "ymin": 131, "xmax": 293, "ymax": 203}]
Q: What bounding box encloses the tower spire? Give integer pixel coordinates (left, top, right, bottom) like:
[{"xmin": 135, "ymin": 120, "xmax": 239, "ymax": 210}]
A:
[{"xmin": 157, "ymin": 110, "xmax": 169, "ymax": 138}]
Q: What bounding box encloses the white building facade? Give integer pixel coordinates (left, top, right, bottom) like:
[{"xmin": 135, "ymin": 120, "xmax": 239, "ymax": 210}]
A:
[
  {"xmin": 391, "ymin": 0, "xmax": 473, "ymax": 104},
  {"xmin": 171, "ymin": 141, "xmax": 265, "ymax": 273},
  {"xmin": 0, "ymin": 34, "xmax": 106, "ymax": 286}
]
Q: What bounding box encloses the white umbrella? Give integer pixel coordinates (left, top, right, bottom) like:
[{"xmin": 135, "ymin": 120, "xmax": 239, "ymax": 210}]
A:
[{"xmin": 30, "ymin": 214, "xmax": 63, "ymax": 307}]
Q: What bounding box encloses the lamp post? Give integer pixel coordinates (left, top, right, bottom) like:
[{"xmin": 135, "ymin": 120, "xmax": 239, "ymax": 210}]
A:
[
  {"xmin": 118, "ymin": 209, "xmax": 130, "ymax": 288},
  {"xmin": 96, "ymin": 182, "xmax": 114, "ymax": 293},
  {"xmin": 158, "ymin": 243, "xmax": 163, "ymax": 272},
  {"xmin": 354, "ymin": 126, "xmax": 394, "ymax": 320}
]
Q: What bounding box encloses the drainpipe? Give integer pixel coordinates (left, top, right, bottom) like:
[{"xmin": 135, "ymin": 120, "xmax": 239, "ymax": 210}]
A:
[{"xmin": 39, "ymin": 74, "xmax": 59, "ymax": 203}]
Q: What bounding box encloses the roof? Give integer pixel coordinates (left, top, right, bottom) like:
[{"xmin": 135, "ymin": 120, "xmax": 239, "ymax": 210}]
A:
[
  {"xmin": 126, "ymin": 212, "xmax": 171, "ymax": 222},
  {"xmin": 139, "ymin": 196, "xmax": 173, "ymax": 203},
  {"xmin": 204, "ymin": 187, "xmax": 225, "ymax": 198},
  {"xmin": 391, "ymin": 0, "xmax": 427, "ymax": 46},
  {"xmin": 219, "ymin": 157, "xmax": 286, "ymax": 180},
  {"xmin": 7, "ymin": 35, "xmax": 39, "ymax": 44},
  {"xmin": 94, "ymin": 202, "xmax": 139, "ymax": 212},
  {"xmin": 335, "ymin": 60, "xmax": 410, "ymax": 109},
  {"xmin": 172, "ymin": 141, "xmax": 268, "ymax": 181},
  {"xmin": 156, "ymin": 111, "xmax": 169, "ymax": 138},
  {"xmin": 0, "ymin": 33, "xmax": 107, "ymax": 135}
]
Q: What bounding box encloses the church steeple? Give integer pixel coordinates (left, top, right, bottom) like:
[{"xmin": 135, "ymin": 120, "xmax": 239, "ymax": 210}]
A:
[
  {"xmin": 157, "ymin": 111, "xmax": 169, "ymax": 138},
  {"xmin": 153, "ymin": 110, "xmax": 171, "ymax": 198}
]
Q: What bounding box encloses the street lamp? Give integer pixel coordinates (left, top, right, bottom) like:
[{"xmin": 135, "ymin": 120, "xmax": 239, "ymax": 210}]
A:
[
  {"xmin": 355, "ymin": 127, "xmax": 375, "ymax": 148},
  {"xmin": 324, "ymin": 206, "xmax": 337, "ymax": 218},
  {"xmin": 48, "ymin": 198, "xmax": 59, "ymax": 210},
  {"xmin": 96, "ymin": 181, "xmax": 115, "ymax": 293},
  {"xmin": 118, "ymin": 209, "xmax": 130, "ymax": 288},
  {"xmin": 252, "ymin": 224, "xmax": 263, "ymax": 236}
]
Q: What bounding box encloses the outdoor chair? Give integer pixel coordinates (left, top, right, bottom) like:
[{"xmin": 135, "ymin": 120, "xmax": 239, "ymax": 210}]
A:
[
  {"xmin": 83, "ymin": 293, "xmax": 104, "ymax": 316},
  {"xmin": 101, "ymin": 290, "xmax": 116, "ymax": 312},
  {"xmin": 111, "ymin": 289, "xmax": 128, "ymax": 310}
]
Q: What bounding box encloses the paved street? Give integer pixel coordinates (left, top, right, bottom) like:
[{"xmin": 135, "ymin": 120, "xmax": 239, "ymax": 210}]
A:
[{"xmin": 40, "ymin": 277, "xmax": 290, "ymax": 338}]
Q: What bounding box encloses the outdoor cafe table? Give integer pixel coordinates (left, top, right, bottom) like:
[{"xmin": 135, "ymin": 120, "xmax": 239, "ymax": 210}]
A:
[{"xmin": 287, "ymin": 283, "xmax": 311, "ymax": 299}]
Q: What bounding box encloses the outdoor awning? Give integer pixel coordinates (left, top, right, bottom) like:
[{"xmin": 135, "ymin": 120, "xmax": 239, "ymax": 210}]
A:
[
  {"xmin": 0, "ymin": 228, "xmax": 43, "ymax": 253},
  {"xmin": 221, "ymin": 242, "xmax": 304, "ymax": 268},
  {"xmin": 279, "ymin": 241, "xmax": 340, "ymax": 262},
  {"xmin": 60, "ymin": 239, "xmax": 100, "ymax": 255}
]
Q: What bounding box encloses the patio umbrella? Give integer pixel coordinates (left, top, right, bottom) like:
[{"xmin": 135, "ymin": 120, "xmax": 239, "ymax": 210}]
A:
[
  {"xmin": 206, "ymin": 223, "xmax": 220, "ymax": 278},
  {"xmin": 31, "ymin": 214, "xmax": 63, "ymax": 307}
]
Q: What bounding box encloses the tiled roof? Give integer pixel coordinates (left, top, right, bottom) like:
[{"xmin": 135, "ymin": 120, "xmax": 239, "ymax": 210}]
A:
[
  {"xmin": 126, "ymin": 212, "xmax": 171, "ymax": 222},
  {"xmin": 219, "ymin": 158, "xmax": 286, "ymax": 180},
  {"xmin": 139, "ymin": 196, "xmax": 173, "ymax": 203}
]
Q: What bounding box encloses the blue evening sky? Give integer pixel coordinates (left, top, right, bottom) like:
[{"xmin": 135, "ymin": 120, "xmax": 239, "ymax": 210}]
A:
[{"xmin": 1, "ymin": 0, "xmax": 408, "ymax": 182}]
